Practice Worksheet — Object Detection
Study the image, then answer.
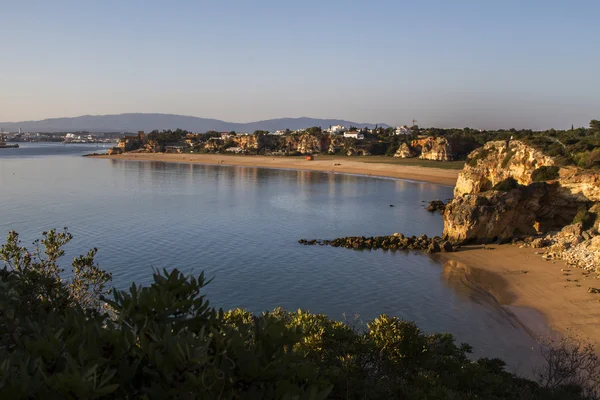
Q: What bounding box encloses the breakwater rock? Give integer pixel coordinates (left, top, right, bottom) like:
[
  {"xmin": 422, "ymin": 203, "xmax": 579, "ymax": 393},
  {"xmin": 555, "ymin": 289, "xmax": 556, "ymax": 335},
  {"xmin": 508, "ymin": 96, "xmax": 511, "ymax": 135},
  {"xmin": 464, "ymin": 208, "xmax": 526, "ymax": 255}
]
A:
[
  {"xmin": 426, "ymin": 200, "xmax": 446, "ymax": 214},
  {"xmin": 298, "ymin": 233, "xmax": 458, "ymax": 253}
]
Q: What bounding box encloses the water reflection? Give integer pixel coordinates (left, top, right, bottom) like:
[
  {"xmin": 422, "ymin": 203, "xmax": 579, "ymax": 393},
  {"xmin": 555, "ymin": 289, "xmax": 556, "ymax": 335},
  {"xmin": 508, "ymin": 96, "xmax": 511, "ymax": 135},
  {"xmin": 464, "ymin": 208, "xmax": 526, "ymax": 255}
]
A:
[{"xmin": 440, "ymin": 257, "xmax": 546, "ymax": 374}]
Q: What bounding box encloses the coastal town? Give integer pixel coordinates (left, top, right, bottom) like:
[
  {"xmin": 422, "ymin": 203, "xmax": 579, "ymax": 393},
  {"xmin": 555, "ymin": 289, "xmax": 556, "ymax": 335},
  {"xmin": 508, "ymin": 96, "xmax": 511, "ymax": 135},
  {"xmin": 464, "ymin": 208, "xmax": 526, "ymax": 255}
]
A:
[{"xmin": 0, "ymin": 128, "xmax": 118, "ymax": 144}]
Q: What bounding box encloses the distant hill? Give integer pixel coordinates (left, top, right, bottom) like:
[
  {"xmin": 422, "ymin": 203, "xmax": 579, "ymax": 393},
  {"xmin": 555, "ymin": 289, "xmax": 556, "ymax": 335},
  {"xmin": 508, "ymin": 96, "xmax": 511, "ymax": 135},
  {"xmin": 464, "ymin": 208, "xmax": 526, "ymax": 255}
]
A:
[{"xmin": 0, "ymin": 113, "xmax": 389, "ymax": 133}]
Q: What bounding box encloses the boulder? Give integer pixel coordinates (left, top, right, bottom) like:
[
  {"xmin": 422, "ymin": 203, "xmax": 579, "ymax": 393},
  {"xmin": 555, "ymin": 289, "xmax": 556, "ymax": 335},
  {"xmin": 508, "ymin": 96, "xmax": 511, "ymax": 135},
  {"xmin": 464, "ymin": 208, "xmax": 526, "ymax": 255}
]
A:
[
  {"xmin": 393, "ymin": 143, "xmax": 415, "ymax": 158},
  {"xmin": 426, "ymin": 200, "xmax": 446, "ymax": 214}
]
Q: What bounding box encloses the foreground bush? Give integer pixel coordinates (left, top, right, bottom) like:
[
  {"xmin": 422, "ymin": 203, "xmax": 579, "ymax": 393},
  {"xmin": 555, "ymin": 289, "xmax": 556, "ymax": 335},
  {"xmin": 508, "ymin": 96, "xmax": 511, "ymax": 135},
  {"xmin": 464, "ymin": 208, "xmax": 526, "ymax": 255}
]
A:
[{"xmin": 0, "ymin": 230, "xmax": 593, "ymax": 399}]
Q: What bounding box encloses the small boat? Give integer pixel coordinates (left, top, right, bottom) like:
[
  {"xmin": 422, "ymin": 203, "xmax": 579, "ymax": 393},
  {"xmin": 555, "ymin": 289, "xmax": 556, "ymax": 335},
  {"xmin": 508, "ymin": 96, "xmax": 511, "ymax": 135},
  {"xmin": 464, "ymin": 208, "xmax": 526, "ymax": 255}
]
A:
[{"xmin": 0, "ymin": 142, "xmax": 19, "ymax": 149}]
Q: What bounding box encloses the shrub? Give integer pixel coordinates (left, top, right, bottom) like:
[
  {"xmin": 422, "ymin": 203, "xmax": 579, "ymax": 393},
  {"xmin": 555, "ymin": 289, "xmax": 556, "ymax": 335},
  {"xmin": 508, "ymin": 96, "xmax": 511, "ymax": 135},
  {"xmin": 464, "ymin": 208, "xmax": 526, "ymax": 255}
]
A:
[
  {"xmin": 492, "ymin": 177, "xmax": 520, "ymax": 191},
  {"xmin": 573, "ymin": 209, "xmax": 598, "ymax": 230},
  {"xmin": 501, "ymin": 148, "xmax": 516, "ymax": 168},
  {"xmin": 467, "ymin": 147, "xmax": 491, "ymax": 167},
  {"xmin": 0, "ymin": 230, "xmax": 592, "ymax": 399},
  {"xmin": 532, "ymin": 166, "xmax": 560, "ymax": 181}
]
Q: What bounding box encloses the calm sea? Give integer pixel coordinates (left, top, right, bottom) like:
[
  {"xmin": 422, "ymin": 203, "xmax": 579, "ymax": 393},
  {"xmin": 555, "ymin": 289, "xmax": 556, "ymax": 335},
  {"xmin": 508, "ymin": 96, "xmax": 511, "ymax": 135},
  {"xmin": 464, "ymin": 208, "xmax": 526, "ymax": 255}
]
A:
[{"xmin": 0, "ymin": 143, "xmax": 539, "ymax": 371}]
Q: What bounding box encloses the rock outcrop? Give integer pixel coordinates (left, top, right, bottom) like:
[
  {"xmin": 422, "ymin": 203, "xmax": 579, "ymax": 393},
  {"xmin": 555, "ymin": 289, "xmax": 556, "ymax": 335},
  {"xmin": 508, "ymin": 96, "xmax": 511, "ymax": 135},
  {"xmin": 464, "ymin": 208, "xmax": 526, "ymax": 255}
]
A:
[
  {"xmin": 443, "ymin": 140, "xmax": 599, "ymax": 246},
  {"xmin": 454, "ymin": 140, "xmax": 555, "ymax": 197},
  {"xmin": 444, "ymin": 182, "xmax": 581, "ymax": 243},
  {"xmin": 412, "ymin": 137, "xmax": 453, "ymax": 161},
  {"xmin": 393, "ymin": 143, "xmax": 415, "ymax": 158}
]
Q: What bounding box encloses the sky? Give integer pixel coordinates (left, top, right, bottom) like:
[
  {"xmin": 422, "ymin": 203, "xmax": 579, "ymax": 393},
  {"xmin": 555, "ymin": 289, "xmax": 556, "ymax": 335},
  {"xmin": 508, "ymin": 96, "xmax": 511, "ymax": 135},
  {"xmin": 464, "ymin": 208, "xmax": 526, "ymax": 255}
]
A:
[{"xmin": 0, "ymin": 0, "xmax": 599, "ymax": 129}]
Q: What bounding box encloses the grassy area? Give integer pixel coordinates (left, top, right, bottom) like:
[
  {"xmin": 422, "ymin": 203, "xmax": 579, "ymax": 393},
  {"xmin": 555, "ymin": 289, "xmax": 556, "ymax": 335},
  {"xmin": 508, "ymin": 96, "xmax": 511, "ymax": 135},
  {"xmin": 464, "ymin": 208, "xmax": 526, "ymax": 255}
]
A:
[{"xmin": 308, "ymin": 155, "xmax": 466, "ymax": 170}]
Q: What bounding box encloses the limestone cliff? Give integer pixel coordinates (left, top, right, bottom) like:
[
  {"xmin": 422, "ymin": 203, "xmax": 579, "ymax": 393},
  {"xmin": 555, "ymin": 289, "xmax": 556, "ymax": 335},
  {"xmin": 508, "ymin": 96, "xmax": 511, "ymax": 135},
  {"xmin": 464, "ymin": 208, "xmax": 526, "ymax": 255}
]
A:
[
  {"xmin": 443, "ymin": 140, "xmax": 599, "ymax": 244},
  {"xmin": 411, "ymin": 137, "xmax": 453, "ymax": 161},
  {"xmin": 190, "ymin": 134, "xmax": 360, "ymax": 156},
  {"xmin": 393, "ymin": 143, "xmax": 415, "ymax": 158},
  {"xmin": 454, "ymin": 140, "xmax": 555, "ymax": 197}
]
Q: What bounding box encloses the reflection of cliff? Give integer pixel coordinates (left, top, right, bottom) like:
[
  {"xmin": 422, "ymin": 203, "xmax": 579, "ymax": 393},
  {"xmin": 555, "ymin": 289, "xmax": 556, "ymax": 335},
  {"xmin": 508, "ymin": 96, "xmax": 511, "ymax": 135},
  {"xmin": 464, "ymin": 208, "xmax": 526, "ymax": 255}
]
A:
[{"xmin": 441, "ymin": 259, "xmax": 515, "ymax": 305}]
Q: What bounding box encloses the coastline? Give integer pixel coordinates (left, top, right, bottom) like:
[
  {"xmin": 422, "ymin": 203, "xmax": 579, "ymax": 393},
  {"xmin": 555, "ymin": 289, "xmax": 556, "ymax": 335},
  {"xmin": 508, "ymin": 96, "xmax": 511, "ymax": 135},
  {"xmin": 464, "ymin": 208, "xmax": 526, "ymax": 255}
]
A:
[
  {"xmin": 89, "ymin": 152, "xmax": 599, "ymax": 345},
  {"xmin": 438, "ymin": 245, "xmax": 600, "ymax": 345},
  {"xmin": 90, "ymin": 153, "xmax": 460, "ymax": 186}
]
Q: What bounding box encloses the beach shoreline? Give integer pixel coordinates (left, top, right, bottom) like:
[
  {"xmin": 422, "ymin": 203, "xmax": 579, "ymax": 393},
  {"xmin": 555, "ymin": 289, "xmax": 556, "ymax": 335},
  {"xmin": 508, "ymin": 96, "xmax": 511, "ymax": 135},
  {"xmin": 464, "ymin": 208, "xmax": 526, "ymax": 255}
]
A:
[
  {"xmin": 89, "ymin": 153, "xmax": 460, "ymax": 186},
  {"xmin": 438, "ymin": 245, "xmax": 600, "ymax": 345}
]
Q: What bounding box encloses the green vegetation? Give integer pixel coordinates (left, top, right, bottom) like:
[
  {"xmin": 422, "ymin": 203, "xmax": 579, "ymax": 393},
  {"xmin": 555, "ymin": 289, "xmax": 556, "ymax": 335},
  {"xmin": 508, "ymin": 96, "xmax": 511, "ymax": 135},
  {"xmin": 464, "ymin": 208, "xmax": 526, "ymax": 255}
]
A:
[
  {"xmin": 501, "ymin": 148, "xmax": 516, "ymax": 168},
  {"xmin": 492, "ymin": 177, "xmax": 520, "ymax": 191},
  {"xmin": 532, "ymin": 166, "xmax": 560, "ymax": 182},
  {"xmin": 0, "ymin": 230, "xmax": 596, "ymax": 399},
  {"xmin": 573, "ymin": 209, "xmax": 598, "ymax": 230},
  {"xmin": 467, "ymin": 147, "xmax": 491, "ymax": 167},
  {"xmin": 423, "ymin": 120, "xmax": 600, "ymax": 169},
  {"xmin": 132, "ymin": 120, "xmax": 600, "ymax": 170}
]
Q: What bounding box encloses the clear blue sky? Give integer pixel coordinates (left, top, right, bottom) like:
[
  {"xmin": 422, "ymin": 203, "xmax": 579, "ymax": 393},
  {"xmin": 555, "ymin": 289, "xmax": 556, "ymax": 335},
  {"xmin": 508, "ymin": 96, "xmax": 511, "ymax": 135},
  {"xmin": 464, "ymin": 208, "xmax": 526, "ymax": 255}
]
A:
[{"xmin": 1, "ymin": 0, "xmax": 598, "ymax": 129}]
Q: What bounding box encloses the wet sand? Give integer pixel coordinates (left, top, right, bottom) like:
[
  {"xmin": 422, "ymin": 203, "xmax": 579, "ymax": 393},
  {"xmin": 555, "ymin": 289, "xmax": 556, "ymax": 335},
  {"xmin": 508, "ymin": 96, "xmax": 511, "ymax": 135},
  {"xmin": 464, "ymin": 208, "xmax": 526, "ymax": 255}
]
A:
[
  {"xmin": 439, "ymin": 245, "xmax": 600, "ymax": 345},
  {"xmin": 91, "ymin": 153, "xmax": 459, "ymax": 186}
]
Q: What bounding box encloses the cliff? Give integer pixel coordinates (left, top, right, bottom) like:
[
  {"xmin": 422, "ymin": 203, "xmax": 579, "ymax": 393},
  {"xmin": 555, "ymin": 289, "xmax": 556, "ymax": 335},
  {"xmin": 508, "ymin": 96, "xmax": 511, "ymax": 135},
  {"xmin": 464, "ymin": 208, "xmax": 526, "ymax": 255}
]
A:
[
  {"xmin": 412, "ymin": 137, "xmax": 453, "ymax": 161},
  {"xmin": 444, "ymin": 140, "xmax": 599, "ymax": 244},
  {"xmin": 393, "ymin": 143, "xmax": 415, "ymax": 158},
  {"xmin": 393, "ymin": 137, "xmax": 456, "ymax": 160}
]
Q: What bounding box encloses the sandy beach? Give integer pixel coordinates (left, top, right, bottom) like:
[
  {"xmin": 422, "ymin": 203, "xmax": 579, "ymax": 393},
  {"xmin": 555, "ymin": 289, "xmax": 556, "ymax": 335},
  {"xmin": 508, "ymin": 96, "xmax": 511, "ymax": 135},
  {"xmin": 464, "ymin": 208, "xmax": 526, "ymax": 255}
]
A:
[
  {"xmin": 91, "ymin": 153, "xmax": 460, "ymax": 186},
  {"xmin": 439, "ymin": 245, "xmax": 600, "ymax": 344}
]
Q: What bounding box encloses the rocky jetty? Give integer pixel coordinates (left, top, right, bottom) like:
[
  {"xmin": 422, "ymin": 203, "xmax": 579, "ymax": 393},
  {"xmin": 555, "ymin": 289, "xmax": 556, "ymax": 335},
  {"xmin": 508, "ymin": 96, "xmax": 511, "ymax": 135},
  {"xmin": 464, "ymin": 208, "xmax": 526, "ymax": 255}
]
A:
[{"xmin": 298, "ymin": 233, "xmax": 457, "ymax": 253}]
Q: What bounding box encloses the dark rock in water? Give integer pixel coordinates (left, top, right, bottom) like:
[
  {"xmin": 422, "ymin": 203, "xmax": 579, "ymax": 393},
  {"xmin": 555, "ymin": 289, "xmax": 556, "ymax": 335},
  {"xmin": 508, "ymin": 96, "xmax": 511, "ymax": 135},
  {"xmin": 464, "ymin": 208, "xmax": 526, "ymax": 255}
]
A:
[
  {"xmin": 389, "ymin": 204, "xmax": 395, "ymax": 207},
  {"xmin": 426, "ymin": 200, "xmax": 446, "ymax": 214},
  {"xmin": 427, "ymin": 241, "xmax": 441, "ymax": 253},
  {"xmin": 441, "ymin": 241, "xmax": 454, "ymax": 252}
]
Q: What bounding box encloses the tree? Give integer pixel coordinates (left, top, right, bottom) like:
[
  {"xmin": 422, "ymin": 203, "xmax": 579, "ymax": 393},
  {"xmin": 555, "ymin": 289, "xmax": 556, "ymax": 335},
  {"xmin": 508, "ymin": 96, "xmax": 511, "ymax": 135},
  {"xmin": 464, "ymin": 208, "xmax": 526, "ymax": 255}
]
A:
[
  {"xmin": 590, "ymin": 120, "xmax": 600, "ymax": 134},
  {"xmin": 305, "ymin": 126, "xmax": 322, "ymax": 135}
]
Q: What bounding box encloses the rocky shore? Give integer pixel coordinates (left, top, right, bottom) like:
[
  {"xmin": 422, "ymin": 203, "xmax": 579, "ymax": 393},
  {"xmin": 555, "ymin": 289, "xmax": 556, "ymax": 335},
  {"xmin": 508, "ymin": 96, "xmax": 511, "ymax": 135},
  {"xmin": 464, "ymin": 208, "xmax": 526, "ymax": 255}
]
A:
[
  {"xmin": 442, "ymin": 140, "xmax": 599, "ymax": 272},
  {"xmin": 298, "ymin": 233, "xmax": 458, "ymax": 253},
  {"xmin": 511, "ymin": 220, "xmax": 600, "ymax": 273}
]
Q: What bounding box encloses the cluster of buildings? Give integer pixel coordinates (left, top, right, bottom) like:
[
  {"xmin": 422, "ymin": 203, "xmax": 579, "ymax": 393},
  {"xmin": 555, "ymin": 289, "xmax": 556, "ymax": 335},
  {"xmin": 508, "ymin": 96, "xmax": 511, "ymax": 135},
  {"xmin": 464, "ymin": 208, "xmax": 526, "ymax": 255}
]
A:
[{"xmin": 0, "ymin": 128, "xmax": 116, "ymax": 143}]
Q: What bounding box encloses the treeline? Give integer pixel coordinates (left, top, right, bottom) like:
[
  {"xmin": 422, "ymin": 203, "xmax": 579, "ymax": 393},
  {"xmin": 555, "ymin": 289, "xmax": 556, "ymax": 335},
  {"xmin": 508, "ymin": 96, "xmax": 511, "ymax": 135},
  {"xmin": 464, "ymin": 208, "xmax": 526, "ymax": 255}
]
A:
[
  {"xmin": 0, "ymin": 229, "xmax": 596, "ymax": 399},
  {"xmin": 144, "ymin": 121, "xmax": 600, "ymax": 168}
]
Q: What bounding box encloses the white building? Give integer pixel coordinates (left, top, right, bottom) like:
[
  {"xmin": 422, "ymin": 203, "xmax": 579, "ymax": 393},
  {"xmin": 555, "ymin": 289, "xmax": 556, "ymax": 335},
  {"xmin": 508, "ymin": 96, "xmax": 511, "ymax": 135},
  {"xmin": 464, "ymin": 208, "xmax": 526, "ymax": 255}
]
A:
[
  {"xmin": 270, "ymin": 130, "xmax": 286, "ymax": 135},
  {"xmin": 343, "ymin": 132, "xmax": 364, "ymax": 139},
  {"xmin": 329, "ymin": 125, "xmax": 346, "ymax": 134},
  {"xmin": 395, "ymin": 125, "xmax": 411, "ymax": 135}
]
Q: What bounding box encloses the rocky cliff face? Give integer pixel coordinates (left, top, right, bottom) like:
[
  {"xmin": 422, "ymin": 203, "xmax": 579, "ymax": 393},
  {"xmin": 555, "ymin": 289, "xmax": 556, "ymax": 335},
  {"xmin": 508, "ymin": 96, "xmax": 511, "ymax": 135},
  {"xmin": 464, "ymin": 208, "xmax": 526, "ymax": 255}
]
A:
[
  {"xmin": 191, "ymin": 134, "xmax": 356, "ymax": 155},
  {"xmin": 454, "ymin": 140, "xmax": 555, "ymax": 197},
  {"xmin": 443, "ymin": 140, "xmax": 599, "ymax": 244},
  {"xmin": 412, "ymin": 137, "xmax": 453, "ymax": 161},
  {"xmin": 393, "ymin": 143, "xmax": 415, "ymax": 158}
]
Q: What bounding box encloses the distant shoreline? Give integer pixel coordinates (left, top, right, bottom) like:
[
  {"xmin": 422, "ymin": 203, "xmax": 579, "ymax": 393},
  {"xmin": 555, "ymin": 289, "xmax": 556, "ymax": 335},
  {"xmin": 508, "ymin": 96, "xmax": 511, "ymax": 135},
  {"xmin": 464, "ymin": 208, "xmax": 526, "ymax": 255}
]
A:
[{"xmin": 88, "ymin": 153, "xmax": 461, "ymax": 186}]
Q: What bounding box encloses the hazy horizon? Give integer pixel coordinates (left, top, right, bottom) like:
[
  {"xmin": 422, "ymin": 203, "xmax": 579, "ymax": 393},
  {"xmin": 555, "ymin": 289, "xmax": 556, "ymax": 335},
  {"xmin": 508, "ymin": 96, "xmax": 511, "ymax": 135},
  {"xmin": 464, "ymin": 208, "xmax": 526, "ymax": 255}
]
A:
[{"xmin": 1, "ymin": 0, "xmax": 599, "ymax": 130}]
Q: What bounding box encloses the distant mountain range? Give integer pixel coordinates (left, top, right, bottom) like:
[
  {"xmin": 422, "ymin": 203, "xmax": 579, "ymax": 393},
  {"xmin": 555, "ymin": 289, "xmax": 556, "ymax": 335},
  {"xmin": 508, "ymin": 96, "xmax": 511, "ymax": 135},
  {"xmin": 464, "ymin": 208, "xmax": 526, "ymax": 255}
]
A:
[{"xmin": 0, "ymin": 113, "xmax": 390, "ymax": 133}]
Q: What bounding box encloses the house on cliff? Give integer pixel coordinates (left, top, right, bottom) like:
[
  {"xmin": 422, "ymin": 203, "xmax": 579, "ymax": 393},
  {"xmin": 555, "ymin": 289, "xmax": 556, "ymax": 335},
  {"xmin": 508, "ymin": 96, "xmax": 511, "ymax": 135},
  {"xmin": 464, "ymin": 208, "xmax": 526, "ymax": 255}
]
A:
[
  {"xmin": 343, "ymin": 132, "xmax": 365, "ymax": 140},
  {"xmin": 395, "ymin": 125, "xmax": 411, "ymax": 135}
]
